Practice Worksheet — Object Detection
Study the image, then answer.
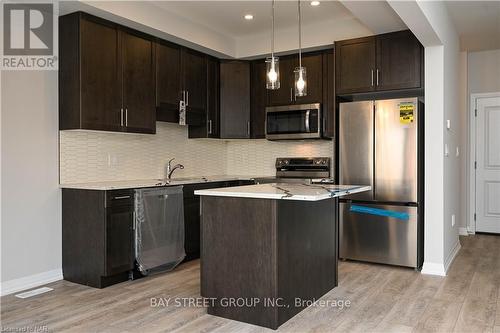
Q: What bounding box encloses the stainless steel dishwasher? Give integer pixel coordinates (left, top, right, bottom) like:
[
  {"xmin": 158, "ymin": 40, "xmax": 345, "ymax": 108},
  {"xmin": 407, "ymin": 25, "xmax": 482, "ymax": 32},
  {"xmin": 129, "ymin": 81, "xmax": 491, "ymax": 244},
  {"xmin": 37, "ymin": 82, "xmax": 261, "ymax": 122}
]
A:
[{"xmin": 134, "ymin": 186, "xmax": 185, "ymax": 274}]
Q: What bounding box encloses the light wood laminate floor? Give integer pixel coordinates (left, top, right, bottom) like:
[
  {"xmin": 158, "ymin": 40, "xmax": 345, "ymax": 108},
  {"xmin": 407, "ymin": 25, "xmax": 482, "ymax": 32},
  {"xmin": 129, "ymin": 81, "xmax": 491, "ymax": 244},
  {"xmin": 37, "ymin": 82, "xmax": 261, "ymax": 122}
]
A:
[{"xmin": 1, "ymin": 234, "xmax": 499, "ymax": 333}]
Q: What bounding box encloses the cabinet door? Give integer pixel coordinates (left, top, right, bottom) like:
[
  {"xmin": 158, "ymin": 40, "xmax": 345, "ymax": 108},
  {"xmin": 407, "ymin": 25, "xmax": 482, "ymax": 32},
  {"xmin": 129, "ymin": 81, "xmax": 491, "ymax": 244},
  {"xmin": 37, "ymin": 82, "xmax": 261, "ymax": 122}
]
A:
[
  {"xmin": 80, "ymin": 18, "xmax": 122, "ymax": 131},
  {"xmin": 268, "ymin": 56, "xmax": 296, "ymax": 106},
  {"xmin": 206, "ymin": 57, "xmax": 220, "ymax": 138},
  {"xmin": 188, "ymin": 56, "xmax": 219, "ymax": 138},
  {"xmin": 182, "ymin": 48, "xmax": 207, "ymax": 125},
  {"xmin": 336, "ymin": 37, "xmax": 376, "ymax": 95},
  {"xmin": 294, "ymin": 52, "xmax": 323, "ymax": 104},
  {"xmin": 122, "ymin": 31, "xmax": 156, "ymax": 134},
  {"xmin": 156, "ymin": 41, "xmax": 182, "ymax": 122},
  {"xmin": 105, "ymin": 205, "xmax": 134, "ymax": 276},
  {"xmin": 323, "ymin": 49, "xmax": 335, "ymax": 138},
  {"xmin": 220, "ymin": 61, "xmax": 251, "ymax": 138},
  {"xmin": 250, "ymin": 60, "xmax": 267, "ymax": 138},
  {"xmin": 376, "ymin": 31, "xmax": 422, "ymax": 91}
]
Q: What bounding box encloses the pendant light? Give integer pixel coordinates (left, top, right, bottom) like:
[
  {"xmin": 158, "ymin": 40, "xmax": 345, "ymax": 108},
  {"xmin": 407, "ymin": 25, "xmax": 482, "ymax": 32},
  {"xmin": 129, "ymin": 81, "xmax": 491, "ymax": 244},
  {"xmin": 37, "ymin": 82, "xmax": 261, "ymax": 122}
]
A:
[
  {"xmin": 294, "ymin": 0, "xmax": 307, "ymax": 96},
  {"xmin": 266, "ymin": 0, "xmax": 280, "ymax": 90}
]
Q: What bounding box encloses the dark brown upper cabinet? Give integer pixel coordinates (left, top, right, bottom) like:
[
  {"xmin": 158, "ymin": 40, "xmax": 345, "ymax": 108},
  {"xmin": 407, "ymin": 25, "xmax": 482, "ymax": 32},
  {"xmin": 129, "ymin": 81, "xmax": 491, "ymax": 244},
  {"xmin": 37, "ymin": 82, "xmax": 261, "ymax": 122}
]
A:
[
  {"xmin": 250, "ymin": 60, "xmax": 268, "ymax": 139},
  {"xmin": 121, "ymin": 31, "xmax": 156, "ymax": 133},
  {"xmin": 156, "ymin": 44, "xmax": 207, "ymax": 126},
  {"xmin": 267, "ymin": 52, "xmax": 325, "ymax": 106},
  {"xmin": 189, "ymin": 56, "xmax": 219, "ymax": 138},
  {"xmin": 294, "ymin": 52, "xmax": 324, "ymax": 105},
  {"xmin": 268, "ymin": 56, "xmax": 297, "ymax": 106},
  {"xmin": 335, "ymin": 36, "xmax": 376, "ymax": 95},
  {"xmin": 219, "ymin": 61, "xmax": 251, "ymax": 139},
  {"xmin": 59, "ymin": 12, "xmax": 155, "ymax": 134},
  {"xmin": 155, "ymin": 41, "xmax": 182, "ymax": 122},
  {"xmin": 335, "ymin": 30, "xmax": 423, "ymax": 95},
  {"xmin": 376, "ymin": 30, "xmax": 422, "ymax": 91}
]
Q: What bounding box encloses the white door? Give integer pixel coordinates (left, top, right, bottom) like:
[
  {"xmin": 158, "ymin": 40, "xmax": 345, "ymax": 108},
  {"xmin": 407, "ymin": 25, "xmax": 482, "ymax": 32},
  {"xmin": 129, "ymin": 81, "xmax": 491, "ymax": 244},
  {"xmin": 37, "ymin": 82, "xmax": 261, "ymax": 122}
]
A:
[{"xmin": 475, "ymin": 96, "xmax": 500, "ymax": 233}]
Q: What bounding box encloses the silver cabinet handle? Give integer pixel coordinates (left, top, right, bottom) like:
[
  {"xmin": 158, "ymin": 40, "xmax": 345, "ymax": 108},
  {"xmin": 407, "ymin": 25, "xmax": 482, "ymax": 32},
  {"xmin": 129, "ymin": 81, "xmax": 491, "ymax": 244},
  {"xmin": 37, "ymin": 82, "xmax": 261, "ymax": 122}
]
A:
[
  {"xmin": 125, "ymin": 108, "xmax": 128, "ymax": 127},
  {"xmin": 371, "ymin": 69, "xmax": 374, "ymax": 87},
  {"xmin": 208, "ymin": 119, "xmax": 212, "ymax": 134},
  {"xmin": 182, "ymin": 90, "xmax": 186, "ymax": 104},
  {"xmin": 113, "ymin": 195, "xmax": 130, "ymax": 200},
  {"xmin": 376, "ymin": 69, "xmax": 379, "ymax": 86},
  {"xmin": 290, "ymin": 88, "xmax": 293, "ymax": 102},
  {"xmin": 120, "ymin": 108, "xmax": 124, "ymax": 126},
  {"xmin": 247, "ymin": 121, "xmax": 250, "ymax": 137},
  {"xmin": 186, "ymin": 90, "xmax": 189, "ymax": 106}
]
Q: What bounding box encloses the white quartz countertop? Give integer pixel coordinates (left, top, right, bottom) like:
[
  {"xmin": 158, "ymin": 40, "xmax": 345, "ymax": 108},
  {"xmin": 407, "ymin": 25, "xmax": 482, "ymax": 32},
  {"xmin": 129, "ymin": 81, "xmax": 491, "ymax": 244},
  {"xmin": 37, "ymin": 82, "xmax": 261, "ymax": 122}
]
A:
[
  {"xmin": 195, "ymin": 183, "xmax": 371, "ymax": 201},
  {"xmin": 59, "ymin": 175, "xmax": 263, "ymax": 190}
]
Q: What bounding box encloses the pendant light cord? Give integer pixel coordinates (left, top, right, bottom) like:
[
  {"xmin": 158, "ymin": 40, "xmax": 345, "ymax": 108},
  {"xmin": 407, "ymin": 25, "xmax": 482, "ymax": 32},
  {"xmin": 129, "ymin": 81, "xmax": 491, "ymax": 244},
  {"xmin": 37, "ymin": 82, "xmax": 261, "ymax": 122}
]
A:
[
  {"xmin": 298, "ymin": 0, "xmax": 302, "ymax": 68},
  {"xmin": 271, "ymin": 0, "xmax": 275, "ymax": 59}
]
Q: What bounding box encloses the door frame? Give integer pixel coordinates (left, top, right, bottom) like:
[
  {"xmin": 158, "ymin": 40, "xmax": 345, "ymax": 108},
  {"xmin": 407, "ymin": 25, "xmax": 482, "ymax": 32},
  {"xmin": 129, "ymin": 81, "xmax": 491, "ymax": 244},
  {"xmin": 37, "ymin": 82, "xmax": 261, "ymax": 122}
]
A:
[{"xmin": 468, "ymin": 92, "xmax": 500, "ymax": 234}]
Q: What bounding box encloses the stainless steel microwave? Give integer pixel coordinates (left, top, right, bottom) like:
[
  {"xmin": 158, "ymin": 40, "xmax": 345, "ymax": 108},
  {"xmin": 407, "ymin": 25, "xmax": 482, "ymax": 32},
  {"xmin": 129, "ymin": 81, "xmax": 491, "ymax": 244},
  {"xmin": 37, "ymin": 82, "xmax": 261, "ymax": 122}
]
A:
[{"xmin": 265, "ymin": 103, "xmax": 322, "ymax": 140}]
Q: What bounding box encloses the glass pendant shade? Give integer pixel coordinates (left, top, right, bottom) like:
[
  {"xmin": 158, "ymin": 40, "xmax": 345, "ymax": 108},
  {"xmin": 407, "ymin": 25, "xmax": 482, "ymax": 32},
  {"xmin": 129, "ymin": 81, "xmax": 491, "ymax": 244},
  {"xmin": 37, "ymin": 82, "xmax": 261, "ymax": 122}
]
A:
[
  {"xmin": 294, "ymin": 66, "xmax": 307, "ymax": 96},
  {"xmin": 266, "ymin": 56, "xmax": 280, "ymax": 90}
]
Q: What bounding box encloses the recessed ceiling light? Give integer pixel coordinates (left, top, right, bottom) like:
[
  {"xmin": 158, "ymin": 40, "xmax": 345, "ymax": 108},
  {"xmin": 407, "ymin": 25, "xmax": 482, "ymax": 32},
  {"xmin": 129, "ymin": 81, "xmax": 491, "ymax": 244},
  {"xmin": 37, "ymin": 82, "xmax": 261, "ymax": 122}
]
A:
[
  {"xmin": 244, "ymin": 14, "xmax": 254, "ymax": 20},
  {"xmin": 310, "ymin": 1, "xmax": 320, "ymax": 6}
]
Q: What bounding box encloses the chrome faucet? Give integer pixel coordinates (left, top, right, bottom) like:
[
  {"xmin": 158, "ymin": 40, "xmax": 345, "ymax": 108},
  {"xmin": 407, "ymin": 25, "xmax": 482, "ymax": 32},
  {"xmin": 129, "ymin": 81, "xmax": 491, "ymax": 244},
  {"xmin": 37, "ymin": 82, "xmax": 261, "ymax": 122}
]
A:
[{"xmin": 166, "ymin": 158, "xmax": 184, "ymax": 180}]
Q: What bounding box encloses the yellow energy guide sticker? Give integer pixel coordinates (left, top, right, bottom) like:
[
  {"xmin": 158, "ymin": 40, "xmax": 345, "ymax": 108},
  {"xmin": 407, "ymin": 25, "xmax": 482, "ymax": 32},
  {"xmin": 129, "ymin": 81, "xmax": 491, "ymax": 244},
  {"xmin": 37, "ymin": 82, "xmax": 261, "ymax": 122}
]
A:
[{"xmin": 399, "ymin": 102, "xmax": 415, "ymax": 125}]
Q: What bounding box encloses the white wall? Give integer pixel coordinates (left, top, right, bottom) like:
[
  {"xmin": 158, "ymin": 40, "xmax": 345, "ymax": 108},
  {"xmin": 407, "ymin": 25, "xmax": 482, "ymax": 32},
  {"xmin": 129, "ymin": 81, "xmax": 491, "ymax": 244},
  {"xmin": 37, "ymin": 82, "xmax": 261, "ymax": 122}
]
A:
[
  {"xmin": 421, "ymin": 0, "xmax": 461, "ymax": 274},
  {"xmin": 460, "ymin": 49, "xmax": 500, "ymax": 232},
  {"xmin": 389, "ymin": 0, "xmax": 461, "ymax": 275},
  {"xmin": 1, "ymin": 71, "xmax": 62, "ymax": 293},
  {"xmin": 236, "ymin": 16, "xmax": 372, "ymax": 58},
  {"xmin": 468, "ymin": 49, "xmax": 500, "ymax": 94}
]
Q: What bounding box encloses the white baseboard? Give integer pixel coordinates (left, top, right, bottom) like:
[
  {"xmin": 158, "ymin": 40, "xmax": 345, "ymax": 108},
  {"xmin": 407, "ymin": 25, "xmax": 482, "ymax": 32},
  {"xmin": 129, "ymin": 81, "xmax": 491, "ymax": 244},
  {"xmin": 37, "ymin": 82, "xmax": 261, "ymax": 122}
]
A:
[
  {"xmin": 459, "ymin": 227, "xmax": 469, "ymax": 236},
  {"xmin": 0, "ymin": 269, "xmax": 63, "ymax": 296},
  {"xmin": 421, "ymin": 240, "xmax": 461, "ymax": 277},
  {"xmin": 421, "ymin": 262, "xmax": 447, "ymax": 276},
  {"xmin": 444, "ymin": 240, "xmax": 461, "ymax": 273}
]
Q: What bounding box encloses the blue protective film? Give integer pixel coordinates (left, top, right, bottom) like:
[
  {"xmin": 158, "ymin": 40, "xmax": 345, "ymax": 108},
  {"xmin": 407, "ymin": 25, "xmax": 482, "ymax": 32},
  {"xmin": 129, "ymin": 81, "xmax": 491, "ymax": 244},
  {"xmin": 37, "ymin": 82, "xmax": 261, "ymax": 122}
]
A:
[{"xmin": 350, "ymin": 205, "xmax": 410, "ymax": 221}]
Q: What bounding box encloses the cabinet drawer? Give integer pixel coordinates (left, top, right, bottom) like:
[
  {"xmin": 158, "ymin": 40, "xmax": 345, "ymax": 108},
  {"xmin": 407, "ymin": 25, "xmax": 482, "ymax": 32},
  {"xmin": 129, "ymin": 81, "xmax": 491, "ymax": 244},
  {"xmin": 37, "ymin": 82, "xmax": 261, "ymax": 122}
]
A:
[{"xmin": 106, "ymin": 190, "xmax": 134, "ymax": 207}]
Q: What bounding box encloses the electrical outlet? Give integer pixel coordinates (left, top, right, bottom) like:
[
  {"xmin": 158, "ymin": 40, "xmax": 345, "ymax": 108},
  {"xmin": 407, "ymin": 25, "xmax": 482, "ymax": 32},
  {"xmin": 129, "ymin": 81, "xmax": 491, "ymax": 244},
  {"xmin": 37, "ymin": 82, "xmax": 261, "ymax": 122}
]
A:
[{"xmin": 451, "ymin": 214, "xmax": 455, "ymax": 227}]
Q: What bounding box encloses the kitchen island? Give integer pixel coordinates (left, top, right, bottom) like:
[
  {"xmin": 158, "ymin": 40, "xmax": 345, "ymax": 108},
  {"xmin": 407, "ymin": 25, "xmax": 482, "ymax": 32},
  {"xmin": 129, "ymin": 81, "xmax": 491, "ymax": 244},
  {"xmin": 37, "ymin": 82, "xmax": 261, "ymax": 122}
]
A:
[{"xmin": 195, "ymin": 183, "xmax": 370, "ymax": 329}]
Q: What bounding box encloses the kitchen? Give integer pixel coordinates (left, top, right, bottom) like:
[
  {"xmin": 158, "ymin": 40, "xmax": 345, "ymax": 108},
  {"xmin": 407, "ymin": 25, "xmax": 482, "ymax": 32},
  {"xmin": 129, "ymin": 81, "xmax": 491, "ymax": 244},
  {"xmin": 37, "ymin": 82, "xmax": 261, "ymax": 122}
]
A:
[{"xmin": 2, "ymin": 1, "xmax": 500, "ymax": 332}]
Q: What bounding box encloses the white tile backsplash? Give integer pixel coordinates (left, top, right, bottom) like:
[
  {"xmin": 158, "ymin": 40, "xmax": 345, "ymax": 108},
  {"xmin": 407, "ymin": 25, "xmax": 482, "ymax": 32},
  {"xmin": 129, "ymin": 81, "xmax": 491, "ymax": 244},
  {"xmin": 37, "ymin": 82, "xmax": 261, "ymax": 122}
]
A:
[
  {"xmin": 59, "ymin": 122, "xmax": 334, "ymax": 183},
  {"xmin": 225, "ymin": 139, "xmax": 334, "ymax": 176}
]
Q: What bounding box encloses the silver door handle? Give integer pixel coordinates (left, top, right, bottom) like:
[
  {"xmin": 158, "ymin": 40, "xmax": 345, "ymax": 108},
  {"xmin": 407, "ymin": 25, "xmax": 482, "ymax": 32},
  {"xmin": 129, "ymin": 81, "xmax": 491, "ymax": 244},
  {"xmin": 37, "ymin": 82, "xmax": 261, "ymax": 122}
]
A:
[
  {"xmin": 120, "ymin": 108, "xmax": 124, "ymax": 126},
  {"xmin": 305, "ymin": 110, "xmax": 310, "ymax": 132},
  {"xmin": 125, "ymin": 108, "xmax": 128, "ymax": 127},
  {"xmin": 371, "ymin": 70, "xmax": 374, "ymax": 87},
  {"xmin": 208, "ymin": 119, "xmax": 212, "ymax": 134},
  {"xmin": 376, "ymin": 69, "xmax": 379, "ymax": 86},
  {"xmin": 186, "ymin": 90, "xmax": 189, "ymax": 106},
  {"xmin": 247, "ymin": 121, "xmax": 250, "ymax": 136}
]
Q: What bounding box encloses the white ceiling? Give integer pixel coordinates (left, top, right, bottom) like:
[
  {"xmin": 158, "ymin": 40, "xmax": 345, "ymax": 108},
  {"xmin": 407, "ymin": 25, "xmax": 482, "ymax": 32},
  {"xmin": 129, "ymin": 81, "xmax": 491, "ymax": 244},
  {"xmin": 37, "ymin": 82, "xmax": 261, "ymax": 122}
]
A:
[
  {"xmin": 339, "ymin": 1, "xmax": 406, "ymax": 34},
  {"xmin": 150, "ymin": 1, "xmax": 357, "ymax": 39},
  {"xmin": 445, "ymin": 1, "xmax": 500, "ymax": 51}
]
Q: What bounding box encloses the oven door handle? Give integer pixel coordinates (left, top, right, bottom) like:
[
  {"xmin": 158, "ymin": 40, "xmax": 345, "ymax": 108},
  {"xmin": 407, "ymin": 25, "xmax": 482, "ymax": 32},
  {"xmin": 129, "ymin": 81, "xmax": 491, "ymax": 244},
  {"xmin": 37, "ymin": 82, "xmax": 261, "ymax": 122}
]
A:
[{"xmin": 305, "ymin": 110, "xmax": 310, "ymax": 132}]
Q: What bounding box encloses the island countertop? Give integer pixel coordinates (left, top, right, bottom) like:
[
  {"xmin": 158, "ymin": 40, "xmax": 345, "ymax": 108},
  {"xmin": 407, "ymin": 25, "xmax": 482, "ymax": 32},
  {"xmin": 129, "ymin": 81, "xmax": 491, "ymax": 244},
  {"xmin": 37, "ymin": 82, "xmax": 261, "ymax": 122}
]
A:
[{"xmin": 195, "ymin": 183, "xmax": 371, "ymax": 201}]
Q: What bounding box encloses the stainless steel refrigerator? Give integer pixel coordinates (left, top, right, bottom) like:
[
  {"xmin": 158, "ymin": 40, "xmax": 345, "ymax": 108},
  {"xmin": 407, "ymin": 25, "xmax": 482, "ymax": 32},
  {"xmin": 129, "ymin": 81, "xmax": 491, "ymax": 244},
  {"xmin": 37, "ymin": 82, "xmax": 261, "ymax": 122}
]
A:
[{"xmin": 338, "ymin": 97, "xmax": 423, "ymax": 269}]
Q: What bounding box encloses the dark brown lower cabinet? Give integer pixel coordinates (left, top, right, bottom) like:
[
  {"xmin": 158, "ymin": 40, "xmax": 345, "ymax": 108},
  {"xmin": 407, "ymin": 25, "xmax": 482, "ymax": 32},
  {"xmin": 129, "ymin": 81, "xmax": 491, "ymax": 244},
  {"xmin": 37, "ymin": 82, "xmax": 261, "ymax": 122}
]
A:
[
  {"xmin": 183, "ymin": 180, "xmax": 254, "ymax": 261},
  {"xmin": 200, "ymin": 196, "xmax": 338, "ymax": 329},
  {"xmin": 62, "ymin": 189, "xmax": 134, "ymax": 288},
  {"xmin": 105, "ymin": 204, "xmax": 134, "ymax": 276}
]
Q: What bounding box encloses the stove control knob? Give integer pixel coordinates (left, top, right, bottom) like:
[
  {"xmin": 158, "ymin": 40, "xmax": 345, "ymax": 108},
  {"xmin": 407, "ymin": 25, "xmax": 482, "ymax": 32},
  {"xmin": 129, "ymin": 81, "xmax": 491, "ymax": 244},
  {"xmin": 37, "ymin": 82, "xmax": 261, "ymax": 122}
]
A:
[{"xmin": 284, "ymin": 160, "xmax": 289, "ymax": 165}]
